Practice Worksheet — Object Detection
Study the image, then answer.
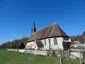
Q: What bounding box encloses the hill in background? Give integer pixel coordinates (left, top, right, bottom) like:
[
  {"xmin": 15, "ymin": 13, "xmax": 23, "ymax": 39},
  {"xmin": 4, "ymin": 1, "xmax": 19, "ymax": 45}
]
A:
[
  {"xmin": 0, "ymin": 37, "xmax": 29, "ymax": 49},
  {"xmin": 1, "ymin": 31, "xmax": 85, "ymax": 49},
  {"xmin": 71, "ymin": 31, "xmax": 85, "ymax": 43}
]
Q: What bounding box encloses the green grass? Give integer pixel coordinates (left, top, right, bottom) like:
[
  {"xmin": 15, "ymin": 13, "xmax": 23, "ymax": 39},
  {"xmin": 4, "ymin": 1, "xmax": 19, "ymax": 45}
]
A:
[{"xmin": 0, "ymin": 49, "xmax": 80, "ymax": 64}]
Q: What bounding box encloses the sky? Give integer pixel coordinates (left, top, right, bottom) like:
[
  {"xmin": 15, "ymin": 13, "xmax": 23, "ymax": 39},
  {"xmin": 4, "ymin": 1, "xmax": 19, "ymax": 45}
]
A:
[{"xmin": 0, "ymin": 0, "xmax": 85, "ymax": 44}]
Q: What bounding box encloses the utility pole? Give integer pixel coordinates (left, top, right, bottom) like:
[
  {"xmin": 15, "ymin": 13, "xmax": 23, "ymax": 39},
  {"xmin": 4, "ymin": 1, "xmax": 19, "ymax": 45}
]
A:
[
  {"xmin": 80, "ymin": 48, "xmax": 82, "ymax": 64},
  {"xmin": 60, "ymin": 50, "xmax": 64, "ymax": 64},
  {"xmin": 80, "ymin": 43, "xmax": 84, "ymax": 64},
  {"xmin": 48, "ymin": 39, "xmax": 51, "ymax": 56},
  {"xmin": 82, "ymin": 43, "xmax": 85, "ymax": 64},
  {"xmin": 82, "ymin": 52, "xmax": 85, "ymax": 64}
]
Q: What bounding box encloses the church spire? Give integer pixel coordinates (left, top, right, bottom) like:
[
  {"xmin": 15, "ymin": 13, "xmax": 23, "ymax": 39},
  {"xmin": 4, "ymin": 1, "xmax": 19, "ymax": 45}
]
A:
[{"xmin": 31, "ymin": 22, "xmax": 36, "ymax": 35}]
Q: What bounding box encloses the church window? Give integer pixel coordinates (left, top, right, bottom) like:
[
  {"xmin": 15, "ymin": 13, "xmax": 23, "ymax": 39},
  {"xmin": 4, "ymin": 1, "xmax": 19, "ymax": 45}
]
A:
[
  {"xmin": 49, "ymin": 38, "xmax": 51, "ymax": 45},
  {"xmin": 49, "ymin": 38, "xmax": 51, "ymax": 50},
  {"xmin": 44, "ymin": 39, "xmax": 46, "ymax": 45},
  {"xmin": 54, "ymin": 38, "xmax": 57, "ymax": 45}
]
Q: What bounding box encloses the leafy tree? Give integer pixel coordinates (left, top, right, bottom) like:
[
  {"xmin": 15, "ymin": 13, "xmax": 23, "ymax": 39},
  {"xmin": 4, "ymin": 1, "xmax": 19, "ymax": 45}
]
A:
[
  {"xmin": 71, "ymin": 31, "xmax": 85, "ymax": 43},
  {"xmin": 0, "ymin": 37, "xmax": 29, "ymax": 49}
]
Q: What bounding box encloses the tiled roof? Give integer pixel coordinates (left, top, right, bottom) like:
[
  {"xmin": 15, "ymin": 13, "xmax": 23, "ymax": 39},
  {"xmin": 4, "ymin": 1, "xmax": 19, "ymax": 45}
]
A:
[{"xmin": 28, "ymin": 23, "xmax": 68, "ymax": 42}]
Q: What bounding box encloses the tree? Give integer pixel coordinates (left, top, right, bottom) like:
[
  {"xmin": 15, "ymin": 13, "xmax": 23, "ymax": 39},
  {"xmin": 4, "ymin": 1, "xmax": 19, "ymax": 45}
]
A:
[{"xmin": 0, "ymin": 37, "xmax": 29, "ymax": 49}]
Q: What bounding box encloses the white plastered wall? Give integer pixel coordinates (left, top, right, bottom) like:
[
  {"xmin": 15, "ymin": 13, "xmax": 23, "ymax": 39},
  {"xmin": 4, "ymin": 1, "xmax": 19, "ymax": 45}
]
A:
[
  {"xmin": 25, "ymin": 41, "xmax": 38, "ymax": 50},
  {"xmin": 26, "ymin": 37, "xmax": 66, "ymax": 50},
  {"xmin": 40, "ymin": 37, "xmax": 64, "ymax": 50}
]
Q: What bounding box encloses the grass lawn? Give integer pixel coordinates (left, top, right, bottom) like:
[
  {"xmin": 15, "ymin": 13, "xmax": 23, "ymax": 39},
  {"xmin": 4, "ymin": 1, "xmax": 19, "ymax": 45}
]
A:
[{"xmin": 0, "ymin": 49, "xmax": 80, "ymax": 64}]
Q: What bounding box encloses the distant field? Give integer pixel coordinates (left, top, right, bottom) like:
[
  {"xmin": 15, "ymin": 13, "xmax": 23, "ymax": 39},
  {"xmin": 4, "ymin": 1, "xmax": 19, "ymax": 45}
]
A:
[{"xmin": 0, "ymin": 49, "xmax": 80, "ymax": 64}]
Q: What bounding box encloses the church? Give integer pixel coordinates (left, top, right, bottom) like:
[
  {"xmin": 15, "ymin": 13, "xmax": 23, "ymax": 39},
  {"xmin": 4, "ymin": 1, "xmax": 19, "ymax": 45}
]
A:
[{"xmin": 25, "ymin": 23, "xmax": 71, "ymax": 50}]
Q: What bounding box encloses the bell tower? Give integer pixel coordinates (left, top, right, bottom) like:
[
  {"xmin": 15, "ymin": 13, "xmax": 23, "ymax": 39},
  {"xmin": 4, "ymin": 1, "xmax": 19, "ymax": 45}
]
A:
[{"xmin": 31, "ymin": 22, "xmax": 36, "ymax": 35}]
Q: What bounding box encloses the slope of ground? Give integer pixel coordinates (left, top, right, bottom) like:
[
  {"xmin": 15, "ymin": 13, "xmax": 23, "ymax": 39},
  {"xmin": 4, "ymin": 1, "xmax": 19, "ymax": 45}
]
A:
[{"xmin": 0, "ymin": 49, "xmax": 80, "ymax": 64}]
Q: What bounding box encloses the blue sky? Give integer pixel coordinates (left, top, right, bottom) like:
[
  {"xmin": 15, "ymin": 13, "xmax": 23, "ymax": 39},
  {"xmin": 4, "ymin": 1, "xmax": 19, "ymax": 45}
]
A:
[{"xmin": 0, "ymin": 0, "xmax": 85, "ymax": 44}]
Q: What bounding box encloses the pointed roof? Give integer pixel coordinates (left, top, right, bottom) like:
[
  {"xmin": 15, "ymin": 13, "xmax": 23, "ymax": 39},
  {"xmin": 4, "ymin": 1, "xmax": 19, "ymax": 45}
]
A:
[
  {"xmin": 28, "ymin": 23, "xmax": 68, "ymax": 42},
  {"xmin": 32, "ymin": 22, "xmax": 36, "ymax": 30},
  {"xmin": 31, "ymin": 22, "xmax": 36, "ymax": 35}
]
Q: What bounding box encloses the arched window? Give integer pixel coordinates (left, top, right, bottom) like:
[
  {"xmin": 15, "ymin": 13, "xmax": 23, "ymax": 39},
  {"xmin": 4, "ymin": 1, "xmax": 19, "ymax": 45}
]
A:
[
  {"xmin": 44, "ymin": 39, "xmax": 46, "ymax": 45},
  {"xmin": 54, "ymin": 38, "xmax": 57, "ymax": 45},
  {"xmin": 49, "ymin": 38, "xmax": 51, "ymax": 50},
  {"xmin": 49, "ymin": 38, "xmax": 51, "ymax": 45}
]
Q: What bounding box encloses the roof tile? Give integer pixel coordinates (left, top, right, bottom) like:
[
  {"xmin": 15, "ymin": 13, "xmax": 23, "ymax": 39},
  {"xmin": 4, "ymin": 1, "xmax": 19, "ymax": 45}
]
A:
[{"xmin": 28, "ymin": 23, "xmax": 68, "ymax": 41}]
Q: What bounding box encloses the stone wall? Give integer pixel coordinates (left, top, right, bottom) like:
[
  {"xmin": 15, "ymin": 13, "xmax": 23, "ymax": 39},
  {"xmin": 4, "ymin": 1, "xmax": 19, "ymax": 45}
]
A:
[
  {"xmin": 7, "ymin": 49, "xmax": 25, "ymax": 53},
  {"xmin": 7, "ymin": 49, "xmax": 48, "ymax": 55},
  {"xmin": 7, "ymin": 49, "xmax": 83, "ymax": 59},
  {"xmin": 24, "ymin": 49, "xmax": 48, "ymax": 56}
]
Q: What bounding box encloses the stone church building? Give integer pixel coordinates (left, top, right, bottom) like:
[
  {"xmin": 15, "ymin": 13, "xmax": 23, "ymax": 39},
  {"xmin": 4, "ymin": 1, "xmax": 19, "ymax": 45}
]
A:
[{"xmin": 25, "ymin": 23, "xmax": 71, "ymax": 50}]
